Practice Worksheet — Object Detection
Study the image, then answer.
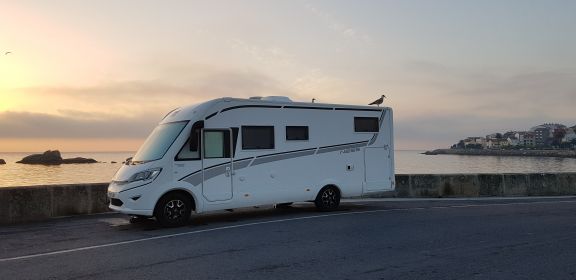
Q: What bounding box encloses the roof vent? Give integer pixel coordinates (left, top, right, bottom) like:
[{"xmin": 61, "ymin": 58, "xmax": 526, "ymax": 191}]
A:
[{"xmin": 261, "ymin": 96, "xmax": 293, "ymax": 102}]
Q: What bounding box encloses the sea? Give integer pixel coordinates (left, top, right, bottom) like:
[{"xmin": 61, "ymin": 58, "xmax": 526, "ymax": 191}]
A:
[{"xmin": 1, "ymin": 151, "xmax": 576, "ymax": 188}]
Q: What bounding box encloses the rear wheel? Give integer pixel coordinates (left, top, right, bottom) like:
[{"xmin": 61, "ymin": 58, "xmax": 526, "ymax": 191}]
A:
[
  {"xmin": 155, "ymin": 193, "xmax": 192, "ymax": 227},
  {"xmin": 314, "ymin": 186, "xmax": 340, "ymax": 211}
]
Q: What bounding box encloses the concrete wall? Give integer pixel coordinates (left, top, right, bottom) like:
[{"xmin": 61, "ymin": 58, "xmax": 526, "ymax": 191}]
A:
[
  {"xmin": 0, "ymin": 183, "xmax": 109, "ymax": 225},
  {"xmin": 1, "ymin": 172, "xmax": 576, "ymax": 225},
  {"xmin": 394, "ymin": 173, "xmax": 576, "ymax": 198}
]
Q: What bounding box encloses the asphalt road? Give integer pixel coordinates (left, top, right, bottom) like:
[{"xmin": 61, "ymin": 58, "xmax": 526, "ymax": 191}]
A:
[{"xmin": 1, "ymin": 197, "xmax": 576, "ymax": 280}]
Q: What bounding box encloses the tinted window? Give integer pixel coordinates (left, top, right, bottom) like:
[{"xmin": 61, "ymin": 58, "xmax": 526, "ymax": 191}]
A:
[
  {"xmin": 242, "ymin": 126, "xmax": 275, "ymax": 149},
  {"xmin": 286, "ymin": 126, "xmax": 309, "ymax": 141},
  {"xmin": 354, "ymin": 117, "xmax": 379, "ymax": 132}
]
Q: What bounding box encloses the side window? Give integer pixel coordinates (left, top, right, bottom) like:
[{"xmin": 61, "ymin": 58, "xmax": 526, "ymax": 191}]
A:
[
  {"xmin": 204, "ymin": 130, "xmax": 231, "ymax": 158},
  {"xmin": 354, "ymin": 117, "xmax": 379, "ymax": 132},
  {"xmin": 176, "ymin": 121, "xmax": 203, "ymax": 160},
  {"xmin": 286, "ymin": 126, "xmax": 309, "ymax": 141},
  {"xmin": 242, "ymin": 126, "xmax": 275, "ymax": 149}
]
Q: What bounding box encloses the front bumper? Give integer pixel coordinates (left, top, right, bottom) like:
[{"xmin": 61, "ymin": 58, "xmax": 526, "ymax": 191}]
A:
[{"xmin": 107, "ymin": 189, "xmax": 154, "ymax": 216}]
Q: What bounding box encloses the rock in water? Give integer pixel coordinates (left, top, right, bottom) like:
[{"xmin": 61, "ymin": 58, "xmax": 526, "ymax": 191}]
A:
[
  {"xmin": 62, "ymin": 157, "xmax": 98, "ymax": 164},
  {"xmin": 17, "ymin": 150, "xmax": 63, "ymax": 165},
  {"xmin": 16, "ymin": 150, "xmax": 98, "ymax": 165},
  {"xmin": 0, "ymin": 159, "xmax": 6, "ymax": 164}
]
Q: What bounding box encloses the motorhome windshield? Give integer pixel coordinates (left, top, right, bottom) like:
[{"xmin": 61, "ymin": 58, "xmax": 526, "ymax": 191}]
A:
[{"xmin": 132, "ymin": 121, "xmax": 188, "ymax": 163}]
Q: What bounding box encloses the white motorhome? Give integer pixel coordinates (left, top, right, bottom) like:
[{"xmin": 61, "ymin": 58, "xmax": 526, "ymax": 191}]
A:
[{"xmin": 108, "ymin": 96, "xmax": 394, "ymax": 226}]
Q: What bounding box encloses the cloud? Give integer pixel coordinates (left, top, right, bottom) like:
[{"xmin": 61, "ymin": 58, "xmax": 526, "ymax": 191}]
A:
[
  {"xmin": 0, "ymin": 67, "xmax": 300, "ymax": 139},
  {"xmin": 0, "ymin": 111, "xmax": 157, "ymax": 138},
  {"xmin": 395, "ymin": 61, "xmax": 576, "ymax": 118},
  {"xmin": 8, "ymin": 67, "xmax": 296, "ymax": 117},
  {"xmin": 22, "ymin": 70, "xmax": 291, "ymax": 101},
  {"xmin": 304, "ymin": 3, "xmax": 372, "ymax": 44}
]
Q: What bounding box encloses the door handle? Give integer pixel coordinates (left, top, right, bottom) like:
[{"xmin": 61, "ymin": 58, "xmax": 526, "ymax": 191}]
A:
[{"xmin": 225, "ymin": 166, "xmax": 231, "ymax": 177}]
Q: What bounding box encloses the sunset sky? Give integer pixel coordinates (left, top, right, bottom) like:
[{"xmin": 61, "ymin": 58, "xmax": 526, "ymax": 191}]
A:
[{"xmin": 1, "ymin": 0, "xmax": 575, "ymax": 152}]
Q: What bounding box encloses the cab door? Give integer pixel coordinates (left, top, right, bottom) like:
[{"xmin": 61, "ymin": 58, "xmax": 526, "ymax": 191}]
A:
[{"xmin": 201, "ymin": 129, "xmax": 233, "ymax": 201}]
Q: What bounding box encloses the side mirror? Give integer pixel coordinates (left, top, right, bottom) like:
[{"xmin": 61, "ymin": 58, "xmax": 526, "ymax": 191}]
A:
[{"xmin": 124, "ymin": 157, "xmax": 133, "ymax": 165}]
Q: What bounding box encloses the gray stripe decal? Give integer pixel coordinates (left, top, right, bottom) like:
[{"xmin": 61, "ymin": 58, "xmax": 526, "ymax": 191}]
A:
[
  {"xmin": 183, "ymin": 172, "xmax": 202, "ymax": 186},
  {"xmin": 183, "ymin": 158, "xmax": 254, "ymax": 186},
  {"xmin": 203, "ymin": 164, "xmax": 230, "ymax": 182},
  {"xmin": 317, "ymin": 142, "xmax": 368, "ymax": 154},
  {"xmin": 252, "ymin": 149, "xmax": 316, "ymax": 166},
  {"xmin": 233, "ymin": 158, "xmax": 252, "ymax": 170},
  {"xmin": 183, "ymin": 140, "xmax": 369, "ymax": 186}
]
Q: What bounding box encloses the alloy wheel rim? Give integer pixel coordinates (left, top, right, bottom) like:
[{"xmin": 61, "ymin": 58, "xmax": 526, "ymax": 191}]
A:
[
  {"xmin": 321, "ymin": 188, "xmax": 337, "ymax": 207},
  {"xmin": 164, "ymin": 199, "xmax": 186, "ymax": 221}
]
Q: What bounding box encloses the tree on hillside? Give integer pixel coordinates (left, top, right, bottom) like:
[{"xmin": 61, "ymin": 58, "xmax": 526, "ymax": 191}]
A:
[{"xmin": 552, "ymin": 128, "xmax": 567, "ymax": 146}]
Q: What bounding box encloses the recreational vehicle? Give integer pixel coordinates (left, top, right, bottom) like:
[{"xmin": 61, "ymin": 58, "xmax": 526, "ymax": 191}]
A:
[{"xmin": 107, "ymin": 96, "xmax": 394, "ymax": 226}]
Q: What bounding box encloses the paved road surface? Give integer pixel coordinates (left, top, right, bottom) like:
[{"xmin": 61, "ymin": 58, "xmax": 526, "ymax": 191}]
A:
[{"xmin": 1, "ymin": 197, "xmax": 576, "ymax": 280}]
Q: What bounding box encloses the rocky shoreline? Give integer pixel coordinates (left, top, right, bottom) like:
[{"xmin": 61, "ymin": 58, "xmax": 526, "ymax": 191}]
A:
[
  {"xmin": 16, "ymin": 150, "xmax": 98, "ymax": 165},
  {"xmin": 423, "ymin": 149, "xmax": 576, "ymax": 159}
]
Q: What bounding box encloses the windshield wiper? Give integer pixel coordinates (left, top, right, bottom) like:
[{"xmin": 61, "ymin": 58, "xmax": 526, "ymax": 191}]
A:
[{"xmin": 130, "ymin": 160, "xmax": 150, "ymax": 165}]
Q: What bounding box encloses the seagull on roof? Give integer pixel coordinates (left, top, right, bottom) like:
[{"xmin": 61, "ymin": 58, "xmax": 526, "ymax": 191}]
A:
[
  {"xmin": 369, "ymin": 94, "xmax": 386, "ymax": 107},
  {"xmin": 312, "ymin": 98, "xmax": 316, "ymax": 103}
]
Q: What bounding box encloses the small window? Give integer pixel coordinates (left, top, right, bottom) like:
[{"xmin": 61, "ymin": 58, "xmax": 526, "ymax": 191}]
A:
[
  {"xmin": 204, "ymin": 130, "xmax": 230, "ymax": 158},
  {"xmin": 286, "ymin": 126, "xmax": 309, "ymax": 141},
  {"xmin": 242, "ymin": 126, "xmax": 275, "ymax": 149},
  {"xmin": 354, "ymin": 117, "xmax": 379, "ymax": 132}
]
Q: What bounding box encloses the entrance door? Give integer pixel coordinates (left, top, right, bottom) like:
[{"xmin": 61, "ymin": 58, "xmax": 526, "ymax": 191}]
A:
[
  {"xmin": 364, "ymin": 147, "xmax": 392, "ymax": 192},
  {"xmin": 202, "ymin": 129, "xmax": 233, "ymax": 202}
]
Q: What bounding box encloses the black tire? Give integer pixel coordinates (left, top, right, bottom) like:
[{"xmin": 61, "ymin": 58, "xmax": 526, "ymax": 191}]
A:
[
  {"xmin": 155, "ymin": 192, "xmax": 192, "ymax": 227},
  {"xmin": 314, "ymin": 186, "xmax": 340, "ymax": 211}
]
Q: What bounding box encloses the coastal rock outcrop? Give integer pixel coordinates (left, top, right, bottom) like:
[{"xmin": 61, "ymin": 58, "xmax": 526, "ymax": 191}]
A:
[
  {"xmin": 16, "ymin": 150, "xmax": 98, "ymax": 165},
  {"xmin": 62, "ymin": 157, "xmax": 98, "ymax": 164},
  {"xmin": 17, "ymin": 150, "xmax": 63, "ymax": 165},
  {"xmin": 0, "ymin": 159, "xmax": 6, "ymax": 164}
]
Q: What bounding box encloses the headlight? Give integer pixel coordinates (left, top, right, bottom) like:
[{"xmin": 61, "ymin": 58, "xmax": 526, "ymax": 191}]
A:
[{"xmin": 118, "ymin": 168, "xmax": 162, "ymax": 185}]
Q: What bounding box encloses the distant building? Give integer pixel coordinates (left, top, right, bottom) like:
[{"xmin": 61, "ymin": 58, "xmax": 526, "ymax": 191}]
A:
[
  {"xmin": 515, "ymin": 131, "xmax": 535, "ymax": 147},
  {"xmin": 531, "ymin": 123, "xmax": 567, "ymax": 146},
  {"xmin": 464, "ymin": 137, "xmax": 486, "ymax": 149},
  {"xmin": 486, "ymin": 138, "xmax": 508, "ymax": 149},
  {"xmin": 507, "ymin": 136, "xmax": 519, "ymax": 146},
  {"xmin": 533, "ymin": 127, "xmax": 550, "ymax": 146},
  {"xmin": 502, "ymin": 131, "xmax": 517, "ymax": 139},
  {"xmin": 530, "ymin": 123, "xmax": 567, "ymax": 132}
]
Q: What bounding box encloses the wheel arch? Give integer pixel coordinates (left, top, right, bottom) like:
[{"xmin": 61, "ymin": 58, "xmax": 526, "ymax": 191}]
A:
[
  {"xmin": 316, "ymin": 179, "xmax": 342, "ymax": 197},
  {"xmin": 154, "ymin": 188, "xmax": 197, "ymax": 215},
  {"xmin": 317, "ymin": 184, "xmax": 342, "ymax": 197}
]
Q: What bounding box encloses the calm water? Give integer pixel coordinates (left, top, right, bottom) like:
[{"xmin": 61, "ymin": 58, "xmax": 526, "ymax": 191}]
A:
[{"xmin": 1, "ymin": 150, "xmax": 576, "ymax": 187}]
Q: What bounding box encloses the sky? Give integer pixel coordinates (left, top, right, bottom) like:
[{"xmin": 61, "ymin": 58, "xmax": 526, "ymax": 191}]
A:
[{"xmin": 1, "ymin": 0, "xmax": 575, "ymax": 152}]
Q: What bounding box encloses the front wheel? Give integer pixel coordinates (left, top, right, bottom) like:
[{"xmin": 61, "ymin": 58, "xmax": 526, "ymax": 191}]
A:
[
  {"xmin": 155, "ymin": 193, "xmax": 192, "ymax": 227},
  {"xmin": 314, "ymin": 186, "xmax": 340, "ymax": 211}
]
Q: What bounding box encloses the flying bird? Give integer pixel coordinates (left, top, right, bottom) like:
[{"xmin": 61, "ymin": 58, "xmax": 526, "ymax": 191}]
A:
[
  {"xmin": 369, "ymin": 95, "xmax": 386, "ymax": 107},
  {"xmin": 4, "ymin": 51, "xmax": 11, "ymax": 55}
]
